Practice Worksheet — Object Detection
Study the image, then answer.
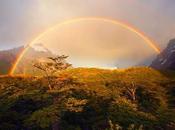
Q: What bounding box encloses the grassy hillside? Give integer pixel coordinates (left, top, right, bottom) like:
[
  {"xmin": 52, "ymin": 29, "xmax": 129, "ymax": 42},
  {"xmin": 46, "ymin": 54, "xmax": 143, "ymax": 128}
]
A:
[{"xmin": 0, "ymin": 67, "xmax": 175, "ymax": 130}]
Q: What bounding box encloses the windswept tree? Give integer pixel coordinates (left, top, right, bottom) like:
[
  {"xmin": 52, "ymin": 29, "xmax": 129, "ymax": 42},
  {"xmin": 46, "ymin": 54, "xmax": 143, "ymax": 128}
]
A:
[{"xmin": 33, "ymin": 55, "xmax": 72, "ymax": 90}]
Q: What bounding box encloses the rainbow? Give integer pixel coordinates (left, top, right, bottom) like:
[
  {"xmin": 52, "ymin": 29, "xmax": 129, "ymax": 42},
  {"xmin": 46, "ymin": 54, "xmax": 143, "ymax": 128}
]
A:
[{"xmin": 9, "ymin": 17, "xmax": 161, "ymax": 75}]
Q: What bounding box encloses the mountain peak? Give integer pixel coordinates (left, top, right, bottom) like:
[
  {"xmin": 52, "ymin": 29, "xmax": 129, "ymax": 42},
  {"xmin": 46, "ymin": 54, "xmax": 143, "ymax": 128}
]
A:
[
  {"xmin": 0, "ymin": 45, "xmax": 55, "ymax": 74},
  {"xmin": 31, "ymin": 43, "xmax": 52, "ymax": 53},
  {"xmin": 151, "ymin": 39, "xmax": 175, "ymax": 70}
]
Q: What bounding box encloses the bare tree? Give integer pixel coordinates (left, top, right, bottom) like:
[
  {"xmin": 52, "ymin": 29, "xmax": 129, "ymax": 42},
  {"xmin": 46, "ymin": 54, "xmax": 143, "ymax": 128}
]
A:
[
  {"xmin": 33, "ymin": 55, "xmax": 72, "ymax": 90},
  {"xmin": 126, "ymin": 82, "xmax": 137, "ymax": 101}
]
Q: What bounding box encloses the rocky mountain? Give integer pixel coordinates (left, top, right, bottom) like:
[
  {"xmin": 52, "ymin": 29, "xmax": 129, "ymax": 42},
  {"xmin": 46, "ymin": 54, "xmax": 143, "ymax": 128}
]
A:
[
  {"xmin": 1, "ymin": 39, "xmax": 175, "ymax": 74},
  {"xmin": 0, "ymin": 46, "xmax": 24, "ymax": 74},
  {"xmin": 0, "ymin": 45, "xmax": 55, "ymax": 75},
  {"xmin": 151, "ymin": 39, "xmax": 175, "ymax": 70}
]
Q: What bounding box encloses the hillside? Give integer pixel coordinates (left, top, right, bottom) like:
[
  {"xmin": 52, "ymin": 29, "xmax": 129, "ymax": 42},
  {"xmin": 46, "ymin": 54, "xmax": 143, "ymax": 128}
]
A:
[
  {"xmin": 0, "ymin": 45, "xmax": 55, "ymax": 75},
  {"xmin": 151, "ymin": 39, "xmax": 175, "ymax": 70},
  {"xmin": 0, "ymin": 67, "xmax": 175, "ymax": 130},
  {"xmin": 0, "ymin": 46, "xmax": 24, "ymax": 74}
]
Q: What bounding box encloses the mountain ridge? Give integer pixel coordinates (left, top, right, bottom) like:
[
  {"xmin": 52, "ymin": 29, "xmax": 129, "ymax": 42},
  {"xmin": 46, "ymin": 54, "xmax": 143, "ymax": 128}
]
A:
[
  {"xmin": 0, "ymin": 45, "xmax": 55, "ymax": 74},
  {"xmin": 151, "ymin": 39, "xmax": 175, "ymax": 70},
  {"xmin": 1, "ymin": 39, "xmax": 175, "ymax": 74}
]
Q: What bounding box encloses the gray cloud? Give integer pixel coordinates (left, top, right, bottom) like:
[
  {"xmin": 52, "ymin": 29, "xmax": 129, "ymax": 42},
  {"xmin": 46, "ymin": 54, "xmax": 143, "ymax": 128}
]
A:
[{"xmin": 0, "ymin": 0, "xmax": 175, "ymax": 50}]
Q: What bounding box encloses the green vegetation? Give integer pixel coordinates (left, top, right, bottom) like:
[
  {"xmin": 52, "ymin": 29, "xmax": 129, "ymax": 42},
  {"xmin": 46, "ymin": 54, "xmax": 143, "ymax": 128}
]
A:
[{"xmin": 0, "ymin": 67, "xmax": 175, "ymax": 130}]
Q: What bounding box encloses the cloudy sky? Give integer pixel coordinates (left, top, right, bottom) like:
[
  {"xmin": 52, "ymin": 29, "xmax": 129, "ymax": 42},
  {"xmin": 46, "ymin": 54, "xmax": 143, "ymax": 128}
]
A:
[{"xmin": 0, "ymin": 0, "xmax": 175, "ymax": 50}]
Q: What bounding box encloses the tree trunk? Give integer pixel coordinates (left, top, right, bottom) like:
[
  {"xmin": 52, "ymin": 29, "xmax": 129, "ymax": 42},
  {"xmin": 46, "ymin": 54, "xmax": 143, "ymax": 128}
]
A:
[{"xmin": 45, "ymin": 72, "xmax": 52, "ymax": 90}]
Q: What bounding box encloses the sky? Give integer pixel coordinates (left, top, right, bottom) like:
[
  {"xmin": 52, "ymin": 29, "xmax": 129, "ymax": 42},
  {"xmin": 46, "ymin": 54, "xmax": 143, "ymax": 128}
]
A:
[
  {"xmin": 0, "ymin": 0, "xmax": 175, "ymax": 50},
  {"xmin": 31, "ymin": 20, "xmax": 156, "ymax": 68}
]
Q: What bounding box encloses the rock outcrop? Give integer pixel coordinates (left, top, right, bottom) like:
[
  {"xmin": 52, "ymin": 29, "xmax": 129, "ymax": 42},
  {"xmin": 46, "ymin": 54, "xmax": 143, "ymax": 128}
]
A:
[{"xmin": 151, "ymin": 39, "xmax": 175, "ymax": 70}]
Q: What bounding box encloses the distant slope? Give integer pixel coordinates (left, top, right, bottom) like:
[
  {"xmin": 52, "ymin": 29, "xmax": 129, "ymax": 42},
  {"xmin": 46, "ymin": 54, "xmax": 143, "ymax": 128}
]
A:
[
  {"xmin": 151, "ymin": 39, "xmax": 175, "ymax": 70},
  {"xmin": 0, "ymin": 46, "xmax": 24, "ymax": 74},
  {"xmin": 0, "ymin": 45, "xmax": 55, "ymax": 75}
]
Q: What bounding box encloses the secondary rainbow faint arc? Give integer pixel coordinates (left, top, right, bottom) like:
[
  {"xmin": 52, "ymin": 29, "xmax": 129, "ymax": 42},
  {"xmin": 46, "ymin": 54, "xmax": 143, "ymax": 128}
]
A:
[{"xmin": 9, "ymin": 17, "xmax": 161, "ymax": 75}]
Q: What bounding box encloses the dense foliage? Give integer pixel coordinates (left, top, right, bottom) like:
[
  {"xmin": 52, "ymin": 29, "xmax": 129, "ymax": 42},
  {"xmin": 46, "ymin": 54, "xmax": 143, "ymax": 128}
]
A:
[{"xmin": 0, "ymin": 67, "xmax": 175, "ymax": 130}]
